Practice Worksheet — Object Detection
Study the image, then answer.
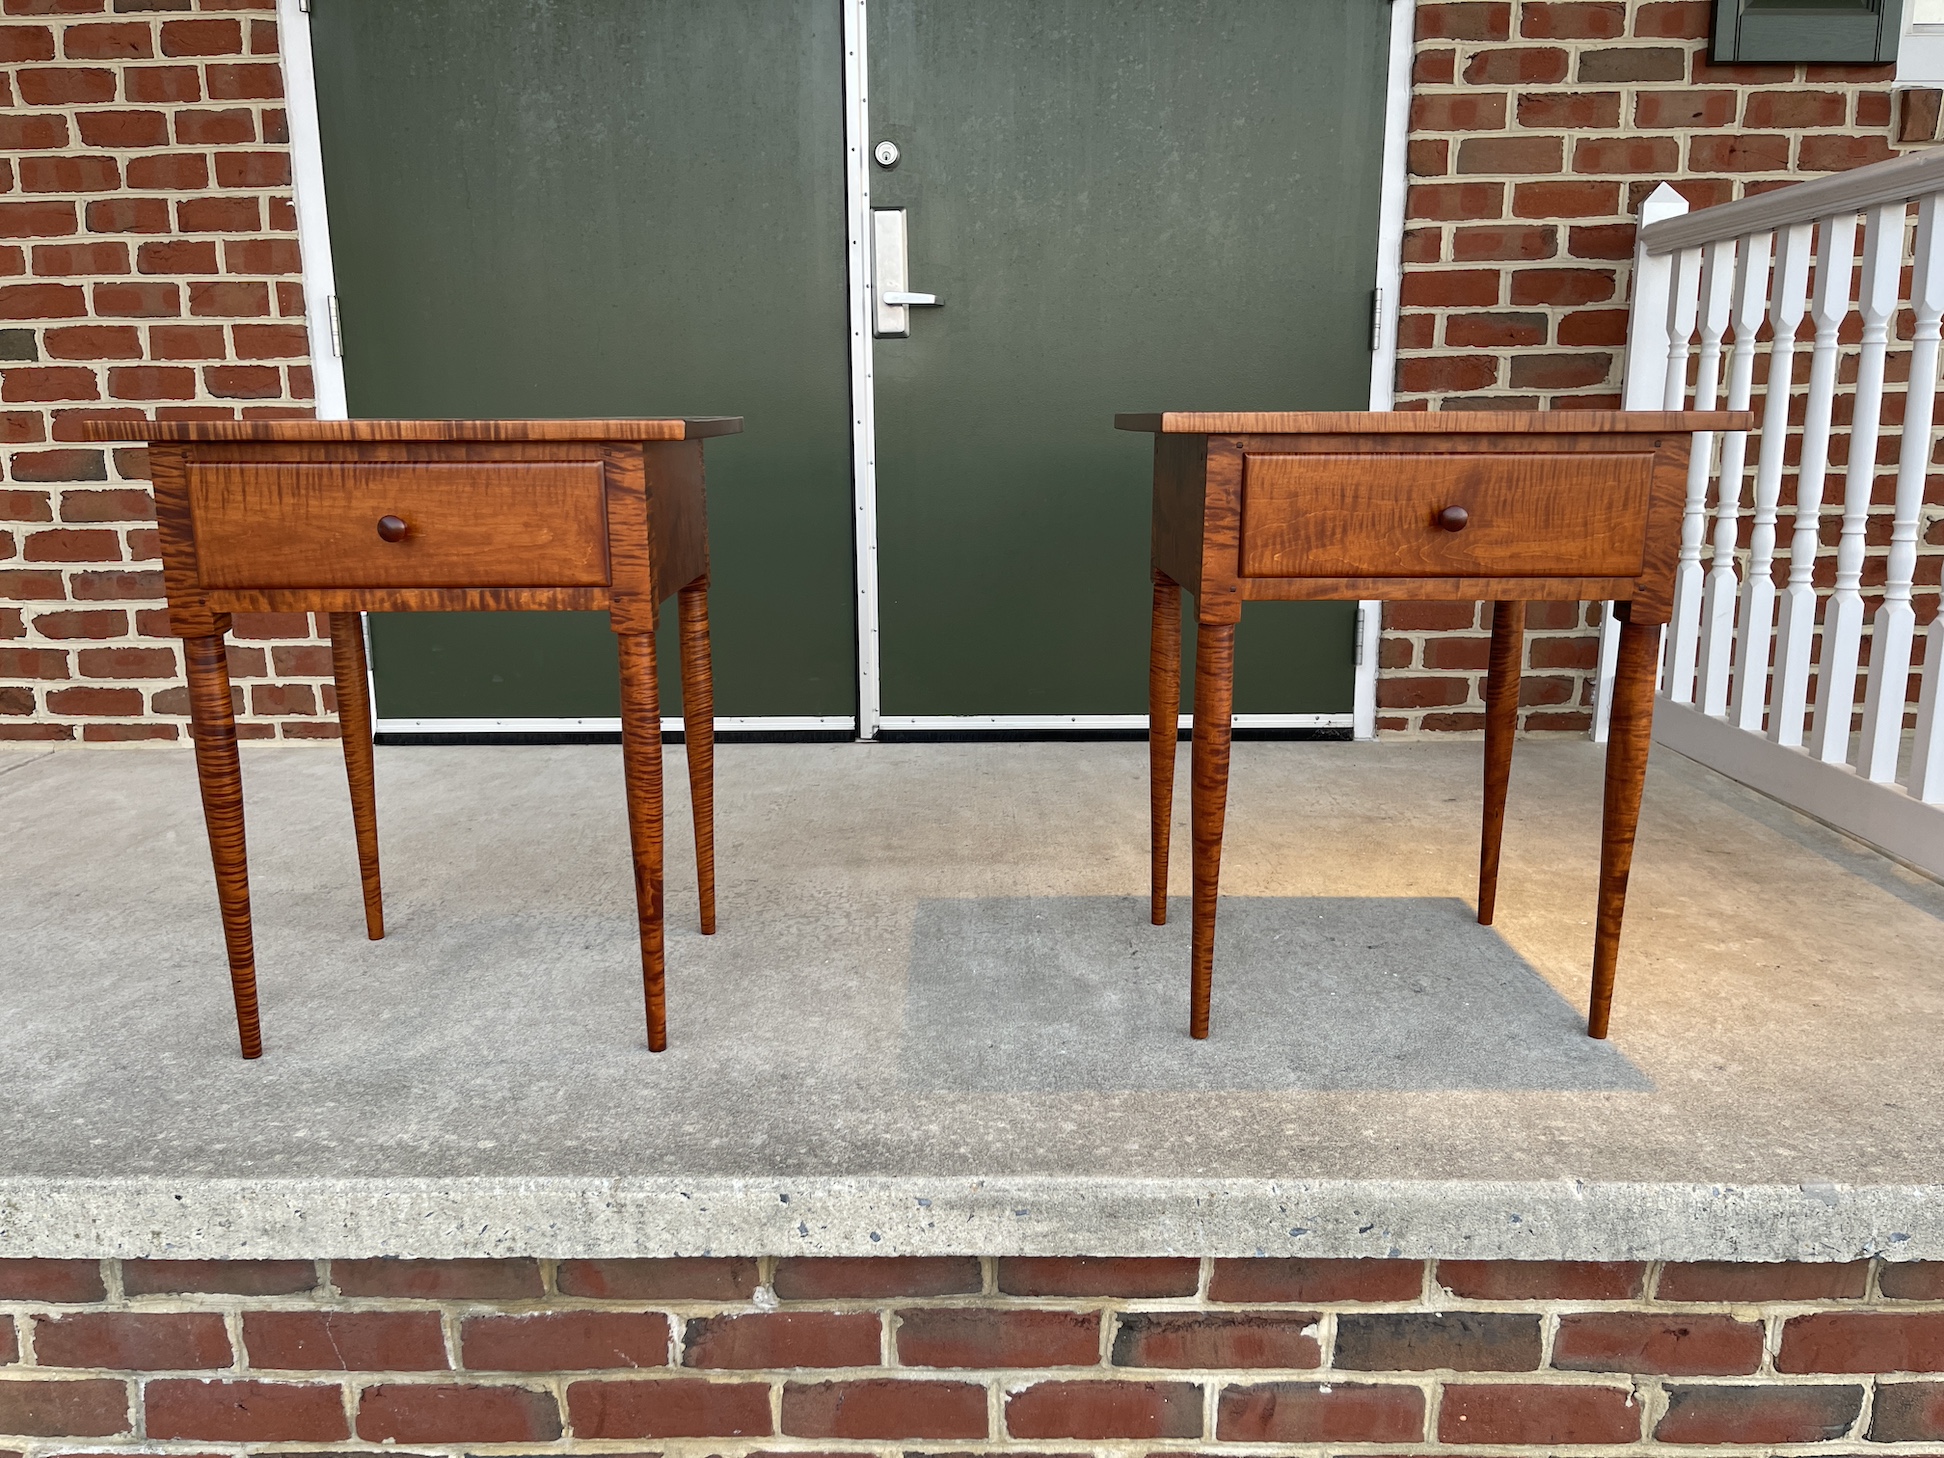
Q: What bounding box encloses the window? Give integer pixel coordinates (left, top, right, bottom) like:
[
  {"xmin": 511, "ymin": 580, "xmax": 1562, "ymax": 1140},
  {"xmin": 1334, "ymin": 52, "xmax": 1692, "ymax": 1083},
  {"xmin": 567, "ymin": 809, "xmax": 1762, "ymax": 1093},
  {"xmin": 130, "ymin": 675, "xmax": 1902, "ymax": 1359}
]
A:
[
  {"xmin": 1901, "ymin": 0, "xmax": 1944, "ymax": 82},
  {"xmin": 1712, "ymin": 0, "xmax": 1905, "ymax": 63}
]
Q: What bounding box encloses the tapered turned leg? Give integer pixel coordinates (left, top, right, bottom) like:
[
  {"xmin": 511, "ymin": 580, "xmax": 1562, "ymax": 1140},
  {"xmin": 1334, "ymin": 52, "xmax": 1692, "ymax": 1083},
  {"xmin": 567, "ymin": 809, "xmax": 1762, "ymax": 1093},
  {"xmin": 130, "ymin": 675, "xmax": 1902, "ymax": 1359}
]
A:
[
  {"xmin": 183, "ymin": 631, "xmax": 262, "ymax": 1060},
  {"xmin": 328, "ymin": 611, "xmax": 383, "ymax": 940},
  {"xmin": 1149, "ymin": 573, "xmax": 1182, "ymax": 926},
  {"xmin": 1477, "ymin": 599, "xmax": 1525, "ymax": 925},
  {"xmin": 1189, "ymin": 618, "xmax": 1236, "ymax": 1040},
  {"xmin": 677, "ymin": 577, "xmax": 716, "ymax": 936},
  {"xmin": 616, "ymin": 629, "xmax": 668, "ymax": 1051},
  {"xmin": 1589, "ymin": 617, "xmax": 1659, "ymax": 1039}
]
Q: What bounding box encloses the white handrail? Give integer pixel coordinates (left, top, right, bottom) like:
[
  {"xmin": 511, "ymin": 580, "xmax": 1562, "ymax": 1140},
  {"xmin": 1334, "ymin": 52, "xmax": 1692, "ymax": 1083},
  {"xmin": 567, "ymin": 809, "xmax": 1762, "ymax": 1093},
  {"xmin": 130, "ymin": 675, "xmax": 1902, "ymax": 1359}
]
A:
[{"xmin": 1640, "ymin": 147, "xmax": 1944, "ymax": 256}]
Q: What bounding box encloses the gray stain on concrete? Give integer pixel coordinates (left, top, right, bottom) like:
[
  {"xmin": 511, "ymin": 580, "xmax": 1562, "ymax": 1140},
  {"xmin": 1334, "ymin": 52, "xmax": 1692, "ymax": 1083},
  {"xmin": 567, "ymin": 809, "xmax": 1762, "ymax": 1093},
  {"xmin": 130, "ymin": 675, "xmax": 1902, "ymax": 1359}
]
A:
[{"xmin": 901, "ymin": 896, "xmax": 1650, "ymax": 1092}]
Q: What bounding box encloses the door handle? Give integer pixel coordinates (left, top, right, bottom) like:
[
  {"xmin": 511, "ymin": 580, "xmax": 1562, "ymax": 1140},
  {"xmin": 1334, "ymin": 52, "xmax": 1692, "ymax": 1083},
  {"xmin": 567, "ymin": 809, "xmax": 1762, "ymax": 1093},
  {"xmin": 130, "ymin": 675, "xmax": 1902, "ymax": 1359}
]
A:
[{"xmin": 872, "ymin": 209, "xmax": 941, "ymax": 336}]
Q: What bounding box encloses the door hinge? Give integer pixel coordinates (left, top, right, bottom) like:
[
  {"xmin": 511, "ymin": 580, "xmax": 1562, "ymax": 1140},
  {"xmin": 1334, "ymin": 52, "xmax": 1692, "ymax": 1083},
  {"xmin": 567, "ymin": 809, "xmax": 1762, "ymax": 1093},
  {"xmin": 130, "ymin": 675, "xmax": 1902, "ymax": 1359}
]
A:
[
  {"xmin": 326, "ymin": 294, "xmax": 342, "ymax": 357},
  {"xmin": 298, "ymin": 0, "xmax": 311, "ymax": 12},
  {"xmin": 1369, "ymin": 288, "xmax": 1383, "ymax": 354},
  {"xmin": 1355, "ymin": 606, "xmax": 1366, "ymax": 666}
]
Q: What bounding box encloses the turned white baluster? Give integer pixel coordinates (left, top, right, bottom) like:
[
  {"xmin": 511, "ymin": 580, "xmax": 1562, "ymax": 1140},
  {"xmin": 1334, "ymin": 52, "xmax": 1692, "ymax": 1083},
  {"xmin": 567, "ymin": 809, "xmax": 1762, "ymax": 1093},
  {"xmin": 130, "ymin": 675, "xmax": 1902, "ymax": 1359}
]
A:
[
  {"xmin": 1698, "ymin": 232, "xmax": 1772, "ymax": 717},
  {"xmin": 1772, "ymin": 212, "xmax": 1857, "ymax": 748},
  {"xmin": 1732, "ymin": 223, "xmax": 1813, "ymax": 733},
  {"xmin": 1661, "ymin": 244, "xmax": 1705, "ymax": 413},
  {"xmin": 1598, "ymin": 183, "xmax": 1693, "ymax": 744},
  {"xmin": 1667, "ymin": 241, "xmax": 1732, "ymax": 705},
  {"xmin": 1911, "ymin": 621, "xmax": 1944, "ymax": 802},
  {"xmin": 1859, "ymin": 194, "xmax": 1944, "ymax": 782},
  {"xmin": 1813, "ymin": 202, "xmax": 1905, "ymax": 765}
]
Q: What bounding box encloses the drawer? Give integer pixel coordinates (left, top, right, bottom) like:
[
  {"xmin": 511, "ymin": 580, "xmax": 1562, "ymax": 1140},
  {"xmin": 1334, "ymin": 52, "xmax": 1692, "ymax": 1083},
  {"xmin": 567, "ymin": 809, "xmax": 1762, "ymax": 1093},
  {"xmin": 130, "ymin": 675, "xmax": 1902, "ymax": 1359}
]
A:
[
  {"xmin": 1238, "ymin": 451, "xmax": 1653, "ymax": 579},
  {"xmin": 186, "ymin": 461, "xmax": 610, "ymax": 590}
]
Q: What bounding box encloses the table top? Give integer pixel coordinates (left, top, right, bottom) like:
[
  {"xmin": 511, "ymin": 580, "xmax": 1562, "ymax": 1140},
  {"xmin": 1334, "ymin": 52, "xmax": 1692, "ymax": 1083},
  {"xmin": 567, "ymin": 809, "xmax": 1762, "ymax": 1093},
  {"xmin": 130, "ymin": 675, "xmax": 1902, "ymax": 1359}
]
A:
[
  {"xmin": 1115, "ymin": 410, "xmax": 1753, "ymax": 435},
  {"xmin": 76, "ymin": 417, "xmax": 744, "ymax": 443}
]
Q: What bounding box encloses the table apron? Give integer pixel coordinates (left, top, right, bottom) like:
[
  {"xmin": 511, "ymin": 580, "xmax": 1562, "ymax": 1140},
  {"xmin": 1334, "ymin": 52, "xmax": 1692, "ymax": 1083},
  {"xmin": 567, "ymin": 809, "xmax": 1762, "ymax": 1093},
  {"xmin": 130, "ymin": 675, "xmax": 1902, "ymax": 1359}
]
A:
[
  {"xmin": 196, "ymin": 586, "xmax": 620, "ymax": 618},
  {"xmin": 1236, "ymin": 577, "xmax": 1641, "ymax": 604}
]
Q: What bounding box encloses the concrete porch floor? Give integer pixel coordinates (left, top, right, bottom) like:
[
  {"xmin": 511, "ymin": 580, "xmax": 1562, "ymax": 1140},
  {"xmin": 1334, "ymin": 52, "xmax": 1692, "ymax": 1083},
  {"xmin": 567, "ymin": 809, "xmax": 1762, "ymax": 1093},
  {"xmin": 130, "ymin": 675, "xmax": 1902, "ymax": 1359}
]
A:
[{"xmin": 1, "ymin": 736, "xmax": 1940, "ymax": 1259}]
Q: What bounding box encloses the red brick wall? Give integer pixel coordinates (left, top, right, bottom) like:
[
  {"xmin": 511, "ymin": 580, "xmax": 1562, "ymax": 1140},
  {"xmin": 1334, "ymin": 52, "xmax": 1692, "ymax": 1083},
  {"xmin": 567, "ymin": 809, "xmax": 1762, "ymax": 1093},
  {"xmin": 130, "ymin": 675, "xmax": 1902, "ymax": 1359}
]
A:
[
  {"xmin": 1, "ymin": 1254, "xmax": 1941, "ymax": 1446},
  {"xmin": 2, "ymin": 0, "xmax": 1939, "ymax": 741},
  {"xmin": 0, "ymin": 0, "xmax": 331, "ymax": 745},
  {"xmin": 1380, "ymin": 0, "xmax": 1938, "ymax": 735}
]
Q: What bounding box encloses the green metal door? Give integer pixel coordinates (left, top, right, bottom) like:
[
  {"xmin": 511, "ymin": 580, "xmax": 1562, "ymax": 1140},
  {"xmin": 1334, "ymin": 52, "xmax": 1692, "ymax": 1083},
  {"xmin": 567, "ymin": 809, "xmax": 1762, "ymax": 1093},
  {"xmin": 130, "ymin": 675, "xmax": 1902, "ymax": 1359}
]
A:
[
  {"xmin": 867, "ymin": 0, "xmax": 1390, "ymax": 720},
  {"xmin": 308, "ymin": 0, "xmax": 855, "ymax": 723}
]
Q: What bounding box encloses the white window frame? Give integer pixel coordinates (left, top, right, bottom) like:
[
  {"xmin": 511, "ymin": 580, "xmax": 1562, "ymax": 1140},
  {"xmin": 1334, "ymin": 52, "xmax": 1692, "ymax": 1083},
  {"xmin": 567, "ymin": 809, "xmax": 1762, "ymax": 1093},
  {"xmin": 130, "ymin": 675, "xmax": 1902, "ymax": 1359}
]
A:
[{"xmin": 1900, "ymin": 0, "xmax": 1944, "ymax": 84}]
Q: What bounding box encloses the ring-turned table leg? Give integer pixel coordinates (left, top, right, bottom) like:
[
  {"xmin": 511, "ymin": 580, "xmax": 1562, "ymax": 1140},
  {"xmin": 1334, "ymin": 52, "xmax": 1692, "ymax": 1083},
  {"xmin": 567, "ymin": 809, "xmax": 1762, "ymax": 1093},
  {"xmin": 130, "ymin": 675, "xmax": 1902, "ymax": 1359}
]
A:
[
  {"xmin": 183, "ymin": 630, "xmax": 262, "ymax": 1060},
  {"xmin": 328, "ymin": 611, "xmax": 384, "ymax": 940},
  {"xmin": 1189, "ymin": 617, "xmax": 1236, "ymax": 1039},
  {"xmin": 1477, "ymin": 599, "xmax": 1525, "ymax": 925},
  {"xmin": 1149, "ymin": 572, "xmax": 1182, "ymax": 926},
  {"xmin": 1589, "ymin": 615, "xmax": 1659, "ymax": 1038},
  {"xmin": 677, "ymin": 576, "xmax": 716, "ymax": 936},
  {"xmin": 616, "ymin": 628, "xmax": 668, "ymax": 1051}
]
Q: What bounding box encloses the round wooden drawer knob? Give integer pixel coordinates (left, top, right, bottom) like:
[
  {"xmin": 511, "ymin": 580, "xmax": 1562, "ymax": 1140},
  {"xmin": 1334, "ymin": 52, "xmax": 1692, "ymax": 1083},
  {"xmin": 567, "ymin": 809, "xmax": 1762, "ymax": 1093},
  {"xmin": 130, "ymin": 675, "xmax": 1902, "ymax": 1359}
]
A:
[
  {"xmin": 1436, "ymin": 505, "xmax": 1470, "ymax": 532},
  {"xmin": 376, "ymin": 515, "xmax": 409, "ymax": 543}
]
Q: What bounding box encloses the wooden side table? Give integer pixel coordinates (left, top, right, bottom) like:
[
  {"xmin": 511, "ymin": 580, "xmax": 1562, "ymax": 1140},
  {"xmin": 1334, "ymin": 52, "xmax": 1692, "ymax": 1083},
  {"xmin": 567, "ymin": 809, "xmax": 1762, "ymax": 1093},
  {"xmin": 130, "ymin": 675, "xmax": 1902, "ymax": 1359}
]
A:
[
  {"xmin": 1118, "ymin": 410, "xmax": 1749, "ymax": 1042},
  {"xmin": 81, "ymin": 418, "xmax": 740, "ymax": 1059}
]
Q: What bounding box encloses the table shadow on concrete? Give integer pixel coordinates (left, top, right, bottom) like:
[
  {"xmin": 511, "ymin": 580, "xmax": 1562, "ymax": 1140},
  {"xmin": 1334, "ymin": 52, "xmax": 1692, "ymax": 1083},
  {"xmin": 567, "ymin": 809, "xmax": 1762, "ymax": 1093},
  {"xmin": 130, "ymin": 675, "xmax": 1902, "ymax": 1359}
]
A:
[{"xmin": 900, "ymin": 896, "xmax": 1651, "ymax": 1093}]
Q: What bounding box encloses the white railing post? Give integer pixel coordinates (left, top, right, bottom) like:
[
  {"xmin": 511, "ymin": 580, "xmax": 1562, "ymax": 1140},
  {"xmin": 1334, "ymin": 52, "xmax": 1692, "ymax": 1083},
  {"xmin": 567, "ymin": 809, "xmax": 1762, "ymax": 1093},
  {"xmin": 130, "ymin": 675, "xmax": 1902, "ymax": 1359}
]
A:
[
  {"xmin": 1860, "ymin": 193, "xmax": 1944, "ymax": 781},
  {"xmin": 1912, "ymin": 621, "xmax": 1944, "ymax": 802},
  {"xmin": 1667, "ymin": 242, "xmax": 1732, "ymax": 706},
  {"xmin": 1697, "ymin": 232, "xmax": 1771, "ymax": 717},
  {"xmin": 1598, "ymin": 184, "xmax": 1691, "ymax": 743},
  {"xmin": 1813, "ymin": 201, "xmax": 1904, "ymax": 765},
  {"xmin": 1732, "ymin": 221, "xmax": 1813, "ymax": 733},
  {"xmin": 1623, "ymin": 184, "xmax": 1689, "ymax": 411},
  {"xmin": 1772, "ymin": 212, "xmax": 1858, "ymax": 748}
]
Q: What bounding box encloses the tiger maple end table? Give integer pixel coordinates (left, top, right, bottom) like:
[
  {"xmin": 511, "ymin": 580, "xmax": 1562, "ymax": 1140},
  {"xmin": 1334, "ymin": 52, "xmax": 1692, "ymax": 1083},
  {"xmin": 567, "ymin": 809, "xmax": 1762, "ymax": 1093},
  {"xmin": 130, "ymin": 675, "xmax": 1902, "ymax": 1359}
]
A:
[
  {"xmin": 1119, "ymin": 409, "xmax": 1751, "ymax": 1043},
  {"xmin": 80, "ymin": 417, "xmax": 741, "ymax": 1060}
]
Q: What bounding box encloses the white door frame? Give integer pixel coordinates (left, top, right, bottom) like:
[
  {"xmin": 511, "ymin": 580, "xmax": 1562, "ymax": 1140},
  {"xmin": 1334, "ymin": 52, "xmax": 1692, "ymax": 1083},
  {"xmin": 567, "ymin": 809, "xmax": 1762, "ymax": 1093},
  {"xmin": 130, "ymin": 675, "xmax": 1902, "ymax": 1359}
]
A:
[
  {"xmin": 1358, "ymin": 0, "xmax": 1416, "ymax": 741},
  {"xmin": 276, "ymin": 0, "xmax": 346, "ymax": 422},
  {"xmin": 279, "ymin": 0, "xmax": 1412, "ymax": 740},
  {"xmin": 278, "ymin": 0, "xmax": 854, "ymax": 738},
  {"xmin": 845, "ymin": 0, "xmax": 1408, "ymax": 739}
]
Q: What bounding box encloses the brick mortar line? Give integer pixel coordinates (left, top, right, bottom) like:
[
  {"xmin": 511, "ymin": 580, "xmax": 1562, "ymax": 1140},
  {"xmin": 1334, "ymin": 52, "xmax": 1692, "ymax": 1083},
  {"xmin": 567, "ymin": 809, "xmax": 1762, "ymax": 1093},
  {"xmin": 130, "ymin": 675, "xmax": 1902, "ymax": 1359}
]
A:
[
  {"xmin": 22, "ymin": 1299, "xmax": 1942, "ymax": 1316},
  {"xmin": 1856, "ymin": 1369, "xmax": 1881, "ymax": 1445},
  {"xmin": 7, "ymin": 1368, "xmax": 1938, "ymax": 1390},
  {"xmin": 1639, "ymin": 1366, "xmax": 1670, "ymax": 1440},
  {"xmin": 0, "ymin": 1387, "xmax": 1908, "ymax": 1458},
  {"xmin": 1423, "ymin": 1359, "xmax": 1447, "ymax": 1448},
  {"xmin": 4, "ymin": 1366, "xmax": 1919, "ymax": 1381},
  {"xmin": 18, "ymin": 1314, "xmax": 1944, "ymax": 1321}
]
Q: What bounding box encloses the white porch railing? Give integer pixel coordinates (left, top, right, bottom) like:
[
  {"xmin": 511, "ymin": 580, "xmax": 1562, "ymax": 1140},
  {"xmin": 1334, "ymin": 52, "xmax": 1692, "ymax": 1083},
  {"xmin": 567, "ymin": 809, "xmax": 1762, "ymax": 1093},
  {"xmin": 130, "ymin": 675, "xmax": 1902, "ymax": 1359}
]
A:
[{"xmin": 1601, "ymin": 151, "xmax": 1944, "ymax": 877}]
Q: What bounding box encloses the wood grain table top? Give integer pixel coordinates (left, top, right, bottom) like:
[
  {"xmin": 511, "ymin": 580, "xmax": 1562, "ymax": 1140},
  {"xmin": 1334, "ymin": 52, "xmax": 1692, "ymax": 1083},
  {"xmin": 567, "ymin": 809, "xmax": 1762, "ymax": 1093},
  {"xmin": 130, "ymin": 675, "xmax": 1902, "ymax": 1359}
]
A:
[
  {"xmin": 77, "ymin": 417, "xmax": 744, "ymax": 443},
  {"xmin": 1114, "ymin": 410, "xmax": 1752, "ymax": 435}
]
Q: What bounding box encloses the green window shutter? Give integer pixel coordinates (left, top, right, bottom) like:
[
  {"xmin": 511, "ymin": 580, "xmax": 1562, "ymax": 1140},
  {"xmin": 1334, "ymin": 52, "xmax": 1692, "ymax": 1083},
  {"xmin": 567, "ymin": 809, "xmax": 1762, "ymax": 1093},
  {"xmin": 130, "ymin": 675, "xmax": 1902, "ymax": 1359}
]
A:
[{"xmin": 1712, "ymin": 0, "xmax": 1904, "ymax": 61}]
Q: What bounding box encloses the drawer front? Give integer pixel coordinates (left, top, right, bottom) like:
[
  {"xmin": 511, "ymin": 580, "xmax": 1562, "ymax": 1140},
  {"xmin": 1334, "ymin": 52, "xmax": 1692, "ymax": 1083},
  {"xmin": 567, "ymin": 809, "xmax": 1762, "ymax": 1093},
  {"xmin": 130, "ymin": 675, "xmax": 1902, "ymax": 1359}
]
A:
[
  {"xmin": 187, "ymin": 462, "xmax": 610, "ymax": 589},
  {"xmin": 1239, "ymin": 452, "xmax": 1653, "ymax": 579}
]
